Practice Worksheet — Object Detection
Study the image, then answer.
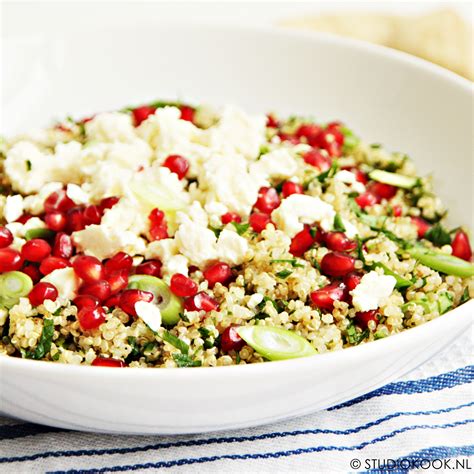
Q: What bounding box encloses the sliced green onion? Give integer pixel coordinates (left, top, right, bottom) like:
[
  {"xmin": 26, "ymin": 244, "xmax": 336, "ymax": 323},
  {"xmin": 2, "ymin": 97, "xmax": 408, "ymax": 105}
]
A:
[
  {"xmin": 374, "ymin": 263, "xmax": 413, "ymax": 289},
  {"xmin": 368, "ymin": 169, "xmax": 418, "ymax": 189},
  {"xmin": 25, "ymin": 228, "xmax": 55, "ymax": 241},
  {"xmin": 438, "ymin": 292, "xmax": 454, "ymax": 314},
  {"xmin": 406, "ymin": 246, "xmax": 474, "ymax": 278},
  {"xmin": 127, "ymin": 274, "xmax": 183, "ymax": 326},
  {"xmin": 237, "ymin": 326, "xmax": 316, "ymax": 361},
  {"xmin": 0, "ymin": 271, "xmax": 33, "ymax": 308}
]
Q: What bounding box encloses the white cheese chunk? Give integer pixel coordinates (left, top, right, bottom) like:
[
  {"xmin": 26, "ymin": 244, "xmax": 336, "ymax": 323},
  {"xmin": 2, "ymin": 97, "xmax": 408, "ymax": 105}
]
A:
[
  {"xmin": 4, "ymin": 195, "xmax": 24, "ymax": 223},
  {"xmin": 85, "ymin": 112, "xmax": 137, "ymax": 143},
  {"xmin": 334, "ymin": 170, "xmax": 366, "ymax": 194},
  {"xmin": 250, "ymin": 149, "xmax": 298, "ymax": 181},
  {"xmin": 135, "ymin": 301, "xmax": 162, "ymax": 332},
  {"xmin": 174, "ymin": 220, "xmax": 218, "ymax": 267},
  {"xmin": 271, "ymin": 194, "xmax": 336, "ymax": 238},
  {"xmin": 66, "ymin": 184, "xmax": 90, "ymax": 205},
  {"xmin": 351, "ymin": 271, "xmax": 397, "ymax": 311},
  {"xmin": 41, "ymin": 268, "xmax": 81, "ymax": 301},
  {"xmin": 217, "ymin": 229, "xmax": 249, "ymax": 266}
]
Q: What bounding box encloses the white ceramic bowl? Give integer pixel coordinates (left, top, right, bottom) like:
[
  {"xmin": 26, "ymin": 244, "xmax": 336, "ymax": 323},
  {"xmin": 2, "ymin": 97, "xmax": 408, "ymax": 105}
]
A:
[{"xmin": 1, "ymin": 24, "xmax": 473, "ymax": 434}]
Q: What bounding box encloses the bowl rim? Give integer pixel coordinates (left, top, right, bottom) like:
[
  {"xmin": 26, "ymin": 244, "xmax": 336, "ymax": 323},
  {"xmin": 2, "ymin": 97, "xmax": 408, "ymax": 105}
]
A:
[{"xmin": 1, "ymin": 23, "xmax": 473, "ymax": 376}]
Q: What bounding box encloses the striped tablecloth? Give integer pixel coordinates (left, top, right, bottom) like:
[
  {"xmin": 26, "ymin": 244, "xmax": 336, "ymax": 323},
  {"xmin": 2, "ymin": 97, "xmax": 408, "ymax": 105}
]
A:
[{"xmin": 1, "ymin": 332, "xmax": 472, "ymax": 474}]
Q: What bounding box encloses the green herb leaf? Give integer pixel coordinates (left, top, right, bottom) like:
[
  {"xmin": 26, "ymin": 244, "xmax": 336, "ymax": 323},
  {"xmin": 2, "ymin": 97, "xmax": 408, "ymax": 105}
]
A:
[
  {"xmin": 345, "ymin": 322, "xmax": 369, "ymax": 345},
  {"xmin": 333, "ymin": 213, "xmax": 346, "ymax": 232},
  {"xmin": 209, "ymin": 226, "xmax": 222, "ymax": 238},
  {"xmin": 161, "ymin": 330, "xmax": 189, "ymax": 355},
  {"xmin": 173, "ymin": 353, "xmax": 202, "ymax": 367},
  {"xmin": 270, "ymin": 258, "xmax": 304, "ymax": 268},
  {"xmin": 276, "ymin": 269, "xmax": 293, "ymax": 279},
  {"xmin": 460, "ymin": 287, "xmax": 470, "ymax": 304},
  {"xmin": 424, "ymin": 223, "xmax": 451, "ymax": 246},
  {"xmin": 317, "ymin": 161, "xmax": 338, "ymax": 183},
  {"xmin": 127, "ymin": 336, "xmax": 140, "ymax": 358},
  {"xmin": 231, "ymin": 222, "xmax": 250, "ymax": 236},
  {"xmin": 29, "ymin": 318, "xmax": 54, "ymax": 359}
]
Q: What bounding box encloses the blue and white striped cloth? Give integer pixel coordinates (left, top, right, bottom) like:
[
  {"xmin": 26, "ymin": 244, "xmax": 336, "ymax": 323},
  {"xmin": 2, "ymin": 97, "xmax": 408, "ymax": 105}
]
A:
[{"xmin": 1, "ymin": 332, "xmax": 472, "ymax": 473}]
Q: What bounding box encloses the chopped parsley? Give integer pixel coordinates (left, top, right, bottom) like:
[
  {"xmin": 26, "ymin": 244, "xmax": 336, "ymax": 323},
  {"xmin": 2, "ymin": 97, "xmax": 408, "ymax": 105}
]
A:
[
  {"xmin": 25, "ymin": 318, "xmax": 54, "ymax": 360},
  {"xmin": 333, "ymin": 213, "xmax": 346, "ymax": 232},
  {"xmin": 460, "ymin": 287, "xmax": 470, "ymax": 304},
  {"xmin": 345, "ymin": 323, "xmax": 369, "ymax": 345},
  {"xmin": 270, "ymin": 258, "xmax": 304, "ymax": 268},
  {"xmin": 231, "ymin": 222, "xmax": 250, "ymax": 236},
  {"xmin": 26, "ymin": 160, "xmax": 32, "ymax": 171},
  {"xmin": 161, "ymin": 330, "xmax": 189, "ymax": 355},
  {"xmin": 173, "ymin": 353, "xmax": 202, "ymax": 367},
  {"xmin": 209, "ymin": 226, "xmax": 222, "ymax": 238},
  {"xmin": 317, "ymin": 161, "xmax": 338, "ymax": 183},
  {"xmin": 424, "ymin": 223, "xmax": 451, "ymax": 246},
  {"xmin": 276, "ymin": 269, "xmax": 293, "ymax": 279}
]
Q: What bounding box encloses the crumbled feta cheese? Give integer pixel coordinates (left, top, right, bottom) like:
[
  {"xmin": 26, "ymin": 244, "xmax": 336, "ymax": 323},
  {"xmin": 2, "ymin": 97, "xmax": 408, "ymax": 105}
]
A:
[
  {"xmin": 85, "ymin": 112, "xmax": 137, "ymax": 143},
  {"xmin": 271, "ymin": 194, "xmax": 336, "ymax": 238},
  {"xmin": 72, "ymin": 225, "xmax": 146, "ymax": 260},
  {"xmin": 174, "ymin": 220, "xmax": 218, "ymax": 267},
  {"xmin": 176, "ymin": 201, "xmax": 209, "ymax": 228},
  {"xmin": 334, "ymin": 170, "xmax": 366, "ymax": 194},
  {"xmin": 145, "ymin": 238, "xmax": 178, "ymax": 262},
  {"xmin": 247, "ymin": 293, "xmax": 264, "ymax": 309},
  {"xmin": 351, "ymin": 271, "xmax": 397, "ymax": 311},
  {"xmin": 166, "ymin": 255, "xmax": 189, "ymax": 277},
  {"xmin": 4, "ymin": 195, "xmax": 24, "ymax": 222},
  {"xmin": 101, "ymin": 198, "xmax": 147, "ymax": 235},
  {"xmin": 217, "ymin": 229, "xmax": 249, "ymax": 266},
  {"xmin": 66, "ymin": 184, "xmax": 90, "ymax": 205},
  {"xmin": 6, "ymin": 217, "xmax": 45, "ymax": 238},
  {"xmin": 135, "ymin": 301, "xmax": 162, "ymax": 332},
  {"xmin": 250, "ymin": 149, "xmax": 298, "ymax": 181},
  {"xmin": 41, "ymin": 268, "xmax": 81, "ymax": 300},
  {"xmin": 341, "ymin": 219, "xmax": 359, "ymax": 238}
]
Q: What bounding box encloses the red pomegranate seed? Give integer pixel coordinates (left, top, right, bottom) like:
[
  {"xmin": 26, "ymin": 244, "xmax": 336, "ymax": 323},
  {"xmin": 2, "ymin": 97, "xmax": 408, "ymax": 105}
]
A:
[
  {"xmin": 53, "ymin": 233, "xmax": 73, "ymax": 259},
  {"xmin": 249, "ymin": 213, "xmax": 272, "ymax": 233},
  {"xmin": 77, "ymin": 306, "xmax": 106, "ymax": 330},
  {"xmin": 149, "ymin": 208, "xmax": 165, "ymax": 224},
  {"xmin": 21, "ymin": 239, "xmax": 51, "ymax": 262},
  {"xmin": 179, "ymin": 105, "xmax": 195, "ymax": 122},
  {"xmin": 203, "ymin": 262, "xmax": 232, "ymax": 287},
  {"xmin": 221, "ymin": 326, "xmax": 245, "ymax": 352},
  {"xmin": 343, "ymin": 272, "xmax": 362, "ymax": 291},
  {"xmin": 39, "ymin": 256, "xmax": 70, "ymax": 275},
  {"xmin": 369, "ymin": 182, "xmax": 397, "ymax": 201},
  {"xmin": 106, "ymin": 270, "xmax": 129, "ymax": 294},
  {"xmin": 314, "ymin": 228, "xmax": 327, "ymax": 244},
  {"xmin": 221, "ymin": 212, "xmax": 241, "ymax": 225},
  {"xmin": 66, "ymin": 208, "xmax": 86, "ymax": 232},
  {"xmin": 310, "ymin": 282, "xmax": 346, "ymax": 311},
  {"xmin": 74, "ymin": 294, "xmax": 99, "ymax": 311},
  {"xmin": 289, "ymin": 225, "xmax": 314, "ymax": 257},
  {"xmin": 150, "ymin": 223, "xmax": 169, "ymax": 241},
  {"xmin": 16, "ymin": 214, "xmax": 33, "ymax": 224},
  {"xmin": 392, "ymin": 205, "xmax": 403, "ymax": 217},
  {"xmin": 170, "ymin": 273, "xmax": 198, "ymax": 297},
  {"xmin": 135, "ymin": 260, "xmax": 162, "ymax": 277},
  {"xmin": 295, "ymin": 123, "xmax": 322, "ymax": 145},
  {"xmin": 45, "ymin": 211, "xmax": 67, "ymax": 232},
  {"xmin": 82, "ymin": 205, "xmax": 102, "ymax": 226},
  {"xmin": 353, "ymin": 169, "xmax": 368, "ymax": 184},
  {"xmin": 254, "ymin": 187, "xmax": 280, "ymax": 214},
  {"xmin": 99, "ymin": 196, "xmax": 119, "ymax": 212},
  {"xmin": 355, "ymin": 192, "xmax": 378, "ymax": 209},
  {"xmin": 277, "ymin": 132, "xmax": 300, "ymax": 144},
  {"xmin": 22, "ymin": 264, "xmax": 41, "ymax": 283},
  {"xmin": 104, "ymin": 294, "xmax": 121, "ymax": 308},
  {"xmin": 282, "ymin": 181, "xmax": 304, "ymax": 198},
  {"xmin": 119, "ymin": 289, "xmax": 154, "ymax": 317},
  {"xmin": 184, "ymin": 291, "xmax": 219, "ymax": 313},
  {"xmin": 105, "ymin": 252, "xmax": 133, "ymax": 274},
  {"xmin": 411, "ymin": 217, "xmax": 431, "ymax": 238},
  {"xmin": 451, "ymin": 230, "xmax": 472, "ymax": 261},
  {"xmin": 132, "ymin": 105, "xmax": 156, "ymax": 126},
  {"xmin": 0, "ymin": 248, "xmax": 23, "ymax": 272},
  {"xmin": 44, "ymin": 190, "xmax": 75, "ymax": 214},
  {"xmin": 266, "ymin": 114, "xmax": 279, "ymax": 128},
  {"xmin": 320, "ymin": 252, "xmax": 355, "ymax": 277},
  {"xmin": 0, "ymin": 227, "xmax": 14, "ymax": 248},
  {"xmin": 29, "ymin": 282, "xmax": 58, "ymax": 306},
  {"xmin": 355, "ymin": 310, "xmax": 379, "ymax": 329},
  {"xmin": 91, "ymin": 357, "xmax": 126, "ymax": 367},
  {"xmin": 162, "ymin": 155, "xmax": 190, "ymax": 180},
  {"xmin": 72, "ymin": 255, "xmax": 104, "ymax": 282},
  {"xmin": 316, "ymin": 130, "xmax": 343, "ymax": 157},
  {"xmin": 79, "ymin": 280, "xmax": 111, "ymax": 302},
  {"xmin": 324, "ymin": 232, "xmax": 357, "ymax": 252},
  {"xmin": 302, "ymin": 149, "xmax": 331, "ymax": 171}
]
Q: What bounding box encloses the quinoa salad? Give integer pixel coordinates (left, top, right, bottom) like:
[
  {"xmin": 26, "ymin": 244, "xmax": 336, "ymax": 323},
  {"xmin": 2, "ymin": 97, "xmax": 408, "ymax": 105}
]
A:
[{"xmin": 0, "ymin": 102, "xmax": 473, "ymax": 368}]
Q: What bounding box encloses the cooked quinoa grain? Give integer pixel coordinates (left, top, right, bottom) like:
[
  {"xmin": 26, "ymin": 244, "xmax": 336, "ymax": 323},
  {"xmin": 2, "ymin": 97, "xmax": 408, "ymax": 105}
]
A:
[{"xmin": 0, "ymin": 102, "xmax": 472, "ymax": 367}]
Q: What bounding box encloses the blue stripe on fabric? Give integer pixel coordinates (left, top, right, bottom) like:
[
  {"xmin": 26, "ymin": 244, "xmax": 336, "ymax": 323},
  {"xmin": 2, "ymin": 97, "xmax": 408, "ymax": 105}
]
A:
[
  {"xmin": 2, "ymin": 365, "xmax": 472, "ymax": 442},
  {"xmin": 329, "ymin": 365, "xmax": 474, "ymax": 411},
  {"xmin": 366, "ymin": 444, "xmax": 474, "ymax": 473},
  {"xmin": 1, "ymin": 403, "xmax": 472, "ymax": 465},
  {"xmin": 47, "ymin": 420, "xmax": 474, "ymax": 473}
]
